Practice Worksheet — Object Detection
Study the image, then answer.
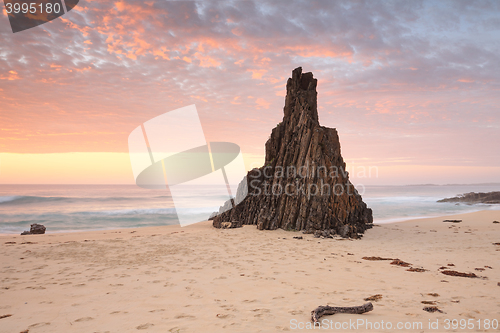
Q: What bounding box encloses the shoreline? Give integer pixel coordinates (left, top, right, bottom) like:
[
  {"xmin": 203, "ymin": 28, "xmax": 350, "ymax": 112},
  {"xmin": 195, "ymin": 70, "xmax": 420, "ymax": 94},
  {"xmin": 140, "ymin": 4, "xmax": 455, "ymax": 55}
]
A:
[
  {"xmin": 1, "ymin": 210, "xmax": 499, "ymax": 332},
  {"xmin": 2, "ymin": 206, "xmax": 500, "ymax": 236}
]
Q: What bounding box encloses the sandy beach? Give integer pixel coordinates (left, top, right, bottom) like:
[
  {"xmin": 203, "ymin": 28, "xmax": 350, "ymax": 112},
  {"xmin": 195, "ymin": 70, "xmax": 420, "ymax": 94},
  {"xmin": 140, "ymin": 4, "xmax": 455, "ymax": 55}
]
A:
[{"xmin": 1, "ymin": 210, "xmax": 499, "ymax": 332}]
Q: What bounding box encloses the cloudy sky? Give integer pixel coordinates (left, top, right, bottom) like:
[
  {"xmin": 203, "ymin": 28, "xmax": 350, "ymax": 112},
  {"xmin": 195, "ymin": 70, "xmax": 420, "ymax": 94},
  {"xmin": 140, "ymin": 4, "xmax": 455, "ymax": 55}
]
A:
[{"xmin": 1, "ymin": 0, "xmax": 499, "ymax": 184}]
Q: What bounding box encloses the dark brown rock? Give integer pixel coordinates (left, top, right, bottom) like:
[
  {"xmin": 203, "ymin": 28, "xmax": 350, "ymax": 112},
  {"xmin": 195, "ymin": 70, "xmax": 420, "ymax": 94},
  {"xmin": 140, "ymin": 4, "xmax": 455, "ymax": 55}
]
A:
[
  {"xmin": 20, "ymin": 223, "xmax": 46, "ymax": 235},
  {"xmin": 212, "ymin": 67, "xmax": 372, "ymax": 237}
]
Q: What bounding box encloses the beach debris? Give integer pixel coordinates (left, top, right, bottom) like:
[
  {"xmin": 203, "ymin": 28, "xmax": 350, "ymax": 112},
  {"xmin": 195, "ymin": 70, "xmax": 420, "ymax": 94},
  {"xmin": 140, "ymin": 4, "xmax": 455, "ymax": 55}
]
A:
[
  {"xmin": 20, "ymin": 331, "xmax": 29, "ymax": 333},
  {"xmin": 0, "ymin": 314, "xmax": 12, "ymax": 319},
  {"xmin": 438, "ymin": 266, "xmax": 448, "ymax": 270},
  {"xmin": 212, "ymin": 68, "xmax": 373, "ymax": 236},
  {"xmin": 362, "ymin": 256, "xmax": 394, "ymax": 261},
  {"xmin": 293, "ymin": 236, "xmax": 303, "ymax": 239},
  {"xmin": 390, "ymin": 259, "xmax": 411, "ymax": 267},
  {"xmin": 311, "ymin": 302, "xmax": 373, "ymax": 323},
  {"xmin": 4, "ymin": 242, "xmax": 16, "ymax": 244},
  {"xmin": 443, "ymin": 220, "xmax": 462, "ymax": 223},
  {"xmin": 364, "ymin": 294, "xmax": 382, "ymax": 302},
  {"xmin": 497, "ymin": 282, "xmax": 500, "ymax": 287},
  {"xmin": 485, "ymin": 266, "xmax": 493, "ymax": 269},
  {"xmin": 441, "ymin": 270, "xmax": 477, "ymax": 278},
  {"xmin": 493, "ymin": 221, "xmax": 499, "ymax": 224},
  {"xmin": 447, "ymin": 263, "xmax": 455, "ymax": 266},
  {"xmin": 421, "ymin": 301, "xmax": 437, "ymax": 305},
  {"xmin": 475, "ymin": 268, "xmax": 485, "ymax": 271},
  {"xmin": 20, "ymin": 223, "xmax": 46, "ymax": 235},
  {"xmin": 219, "ymin": 221, "xmax": 241, "ymax": 229},
  {"xmin": 427, "ymin": 293, "xmax": 440, "ymax": 297},
  {"xmin": 407, "ymin": 267, "xmax": 426, "ymax": 272},
  {"xmin": 423, "ymin": 306, "xmax": 443, "ymax": 313},
  {"xmin": 493, "ymin": 243, "xmax": 500, "ymax": 246}
]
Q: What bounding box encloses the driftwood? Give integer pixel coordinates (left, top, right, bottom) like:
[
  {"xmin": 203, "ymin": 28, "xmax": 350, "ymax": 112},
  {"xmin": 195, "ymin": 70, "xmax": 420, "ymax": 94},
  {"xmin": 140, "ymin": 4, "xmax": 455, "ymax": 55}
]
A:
[
  {"xmin": 423, "ymin": 306, "xmax": 443, "ymax": 313},
  {"xmin": 361, "ymin": 256, "xmax": 394, "ymax": 261},
  {"xmin": 390, "ymin": 259, "xmax": 411, "ymax": 267},
  {"xmin": 311, "ymin": 302, "xmax": 373, "ymax": 323},
  {"xmin": 441, "ymin": 270, "xmax": 477, "ymax": 278}
]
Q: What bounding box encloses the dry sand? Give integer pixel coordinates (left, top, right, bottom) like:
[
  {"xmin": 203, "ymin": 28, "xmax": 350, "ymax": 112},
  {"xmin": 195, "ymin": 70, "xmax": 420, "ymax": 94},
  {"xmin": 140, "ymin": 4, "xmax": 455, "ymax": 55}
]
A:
[{"xmin": 1, "ymin": 210, "xmax": 499, "ymax": 332}]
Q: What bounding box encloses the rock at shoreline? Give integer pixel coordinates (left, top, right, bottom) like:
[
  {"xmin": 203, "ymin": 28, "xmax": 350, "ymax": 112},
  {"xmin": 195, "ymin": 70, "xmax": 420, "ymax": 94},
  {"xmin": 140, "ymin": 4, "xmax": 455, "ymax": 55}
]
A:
[
  {"xmin": 437, "ymin": 191, "xmax": 500, "ymax": 204},
  {"xmin": 212, "ymin": 67, "xmax": 373, "ymax": 237},
  {"xmin": 219, "ymin": 222, "xmax": 242, "ymax": 229},
  {"xmin": 21, "ymin": 223, "xmax": 46, "ymax": 235}
]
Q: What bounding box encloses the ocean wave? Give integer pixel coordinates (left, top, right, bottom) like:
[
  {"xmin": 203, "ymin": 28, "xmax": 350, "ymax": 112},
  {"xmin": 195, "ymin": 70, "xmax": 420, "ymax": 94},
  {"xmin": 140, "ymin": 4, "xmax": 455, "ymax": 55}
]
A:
[
  {"xmin": 70, "ymin": 207, "xmax": 217, "ymax": 216},
  {"xmin": 0, "ymin": 195, "xmax": 173, "ymax": 205},
  {"xmin": 0, "ymin": 196, "xmax": 22, "ymax": 204}
]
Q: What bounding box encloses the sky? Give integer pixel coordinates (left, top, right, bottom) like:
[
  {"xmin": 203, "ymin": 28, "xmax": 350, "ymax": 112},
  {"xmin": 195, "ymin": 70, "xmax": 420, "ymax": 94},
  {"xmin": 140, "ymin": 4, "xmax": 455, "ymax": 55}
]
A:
[{"xmin": 0, "ymin": 0, "xmax": 499, "ymax": 185}]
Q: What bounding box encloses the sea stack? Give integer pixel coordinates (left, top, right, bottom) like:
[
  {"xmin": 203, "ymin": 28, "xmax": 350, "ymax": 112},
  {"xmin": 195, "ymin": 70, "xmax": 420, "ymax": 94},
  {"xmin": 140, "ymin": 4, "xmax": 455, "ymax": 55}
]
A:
[{"xmin": 212, "ymin": 67, "xmax": 373, "ymax": 237}]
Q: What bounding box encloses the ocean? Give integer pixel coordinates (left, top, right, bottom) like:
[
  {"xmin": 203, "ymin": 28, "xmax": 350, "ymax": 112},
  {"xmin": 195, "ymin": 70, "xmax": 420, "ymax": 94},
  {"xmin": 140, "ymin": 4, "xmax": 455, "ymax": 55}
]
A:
[{"xmin": 1, "ymin": 184, "xmax": 499, "ymax": 234}]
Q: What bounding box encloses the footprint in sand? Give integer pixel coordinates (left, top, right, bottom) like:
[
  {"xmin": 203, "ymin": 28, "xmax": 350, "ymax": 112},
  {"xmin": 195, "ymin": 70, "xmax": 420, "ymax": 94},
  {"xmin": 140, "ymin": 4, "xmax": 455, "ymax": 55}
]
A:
[
  {"xmin": 174, "ymin": 314, "xmax": 196, "ymax": 319},
  {"xmin": 74, "ymin": 317, "xmax": 94, "ymax": 322},
  {"xmin": 288, "ymin": 310, "xmax": 303, "ymax": 315},
  {"xmin": 136, "ymin": 323, "xmax": 154, "ymax": 330},
  {"xmin": 28, "ymin": 322, "xmax": 51, "ymax": 328}
]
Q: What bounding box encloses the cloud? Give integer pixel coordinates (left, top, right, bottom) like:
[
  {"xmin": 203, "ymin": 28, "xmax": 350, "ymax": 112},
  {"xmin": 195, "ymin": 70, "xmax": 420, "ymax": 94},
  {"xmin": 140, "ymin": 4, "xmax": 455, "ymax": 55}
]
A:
[{"xmin": 0, "ymin": 0, "xmax": 499, "ymax": 174}]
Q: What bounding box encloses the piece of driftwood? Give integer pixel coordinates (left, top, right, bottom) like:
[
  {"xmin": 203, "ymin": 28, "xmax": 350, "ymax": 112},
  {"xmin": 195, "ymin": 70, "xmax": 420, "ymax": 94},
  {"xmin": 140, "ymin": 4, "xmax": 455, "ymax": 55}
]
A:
[
  {"xmin": 311, "ymin": 302, "xmax": 373, "ymax": 323},
  {"xmin": 0, "ymin": 314, "xmax": 12, "ymax": 319},
  {"xmin": 364, "ymin": 294, "xmax": 382, "ymax": 302},
  {"xmin": 423, "ymin": 306, "xmax": 443, "ymax": 313},
  {"xmin": 407, "ymin": 267, "xmax": 426, "ymax": 272},
  {"xmin": 443, "ymin": 219, "xmax": 462, "ymax": 223},
  {"xmin": 390, "ymin": 259, "xmax": 411, "ymax": 267},
  {"xmin": 362, "ymin": 256, "xmax": 394, "ymax": 261},
  {"xmin": 441, "ymin": 270, "xmax": 477, "ymax": 278}
]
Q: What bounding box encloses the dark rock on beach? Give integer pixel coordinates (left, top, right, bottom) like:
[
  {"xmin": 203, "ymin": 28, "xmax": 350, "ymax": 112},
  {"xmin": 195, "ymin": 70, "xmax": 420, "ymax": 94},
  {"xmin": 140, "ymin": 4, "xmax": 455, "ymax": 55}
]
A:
[
  {"xmin": 212, "ymin": 67, "xmax": 373, "ymax": 237},
  {"xmin": 438, "ymin": 191, "xmax": 500, "ymax": 204},
  {"xmin": 20, "ymin": 223, "xmax": 46, "ymax": 235}
]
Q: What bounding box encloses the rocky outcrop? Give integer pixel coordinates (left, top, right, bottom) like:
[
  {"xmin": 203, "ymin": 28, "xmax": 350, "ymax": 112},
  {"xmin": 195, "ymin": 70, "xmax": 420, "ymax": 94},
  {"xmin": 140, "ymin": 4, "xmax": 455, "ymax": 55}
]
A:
[
  {"xmin": 21, "ymin": 223, "xmax": 46, "ymax": 235},
  {"xmin": 438, "ymin": 192, "xmax": 500, "ymax": 204},
  {"xmin": 212, "ymin": 67, "xmax": 373, "ymax": 237}
]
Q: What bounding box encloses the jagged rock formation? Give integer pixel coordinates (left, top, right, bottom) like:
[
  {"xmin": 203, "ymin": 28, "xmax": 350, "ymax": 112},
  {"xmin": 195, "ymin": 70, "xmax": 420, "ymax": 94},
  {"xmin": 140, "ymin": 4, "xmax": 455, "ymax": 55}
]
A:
[
  {"xmin": 212, "ymin": 67, "xmax": 373, "ymax": 237},
  {"xmin": 438, "ymin": 192, "xmax": 500, "ymax": 204}
]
